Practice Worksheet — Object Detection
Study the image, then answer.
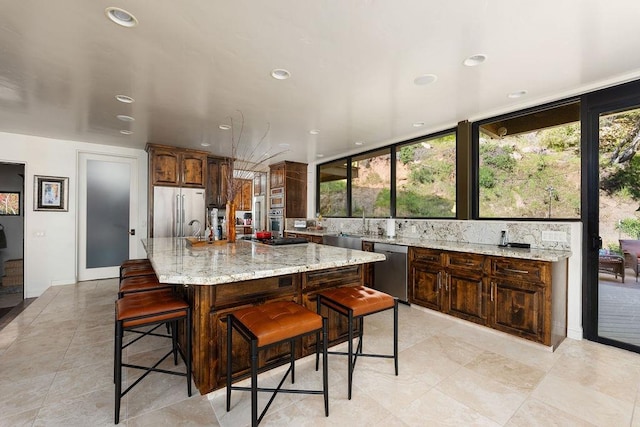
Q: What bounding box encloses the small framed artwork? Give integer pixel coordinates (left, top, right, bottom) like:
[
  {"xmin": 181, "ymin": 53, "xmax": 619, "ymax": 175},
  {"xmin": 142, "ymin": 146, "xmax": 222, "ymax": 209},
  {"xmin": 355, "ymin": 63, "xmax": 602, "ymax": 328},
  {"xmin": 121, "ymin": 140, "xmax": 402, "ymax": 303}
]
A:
[
  {"xmin": 0, "ymin": 191, "xmax": 20, "ymax": 215},
  {"xmin": 34, "ymin": 175, "xmax": 69, "ymax": 212}
]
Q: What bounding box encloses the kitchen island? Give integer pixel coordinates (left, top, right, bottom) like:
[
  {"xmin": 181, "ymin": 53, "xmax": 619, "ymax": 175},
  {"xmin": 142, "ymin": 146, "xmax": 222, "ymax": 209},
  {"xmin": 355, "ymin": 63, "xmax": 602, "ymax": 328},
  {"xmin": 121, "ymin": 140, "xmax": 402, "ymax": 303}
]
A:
[{"xmin": 142, "ymin": 237, "xmax": 385, "ymax": 394}]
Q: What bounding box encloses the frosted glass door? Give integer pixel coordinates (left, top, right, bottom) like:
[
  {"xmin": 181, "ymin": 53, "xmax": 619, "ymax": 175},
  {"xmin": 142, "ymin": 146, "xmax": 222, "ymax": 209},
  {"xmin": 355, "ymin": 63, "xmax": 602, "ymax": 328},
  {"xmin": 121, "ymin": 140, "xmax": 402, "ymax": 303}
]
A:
[{"xmin": 86, "ymin": 160, "xmax": 130, "ymax": 268}]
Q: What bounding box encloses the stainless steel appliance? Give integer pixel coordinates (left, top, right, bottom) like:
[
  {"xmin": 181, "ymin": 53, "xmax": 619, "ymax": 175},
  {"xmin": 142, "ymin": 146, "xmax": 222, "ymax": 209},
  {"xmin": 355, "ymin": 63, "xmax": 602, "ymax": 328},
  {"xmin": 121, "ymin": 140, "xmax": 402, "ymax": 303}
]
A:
[
  {"xmin": 373, "ymin": 242, "xmax": 408, "ymax": 303},
  {"xmin": 252, "ymin": 195, "xmax": 265, "ymax": 232},
  {"xmin": 153, "ymin": 186, "xmax": 205, "ymax": 237},
  {"xmin": 268, "ymin": 208, "xmax": 283, "ymax": 237}
]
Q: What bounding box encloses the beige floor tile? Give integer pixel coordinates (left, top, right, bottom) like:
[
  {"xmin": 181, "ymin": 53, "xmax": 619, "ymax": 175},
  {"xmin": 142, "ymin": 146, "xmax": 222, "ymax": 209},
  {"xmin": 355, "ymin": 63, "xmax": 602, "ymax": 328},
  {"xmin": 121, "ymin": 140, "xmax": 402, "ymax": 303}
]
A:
[
  {"xmin": 532, "ymin": 373, "xmax": 633, "ymax": 426},
  {"xmin": 506, "ymin": 397, "xmax": 597, "ymax": 427},
  {"xmin": 0, "ymin": 373, "xmax": 55, "ymax": 418},
  {"xmin": 436, "ymin": 366, "xmax": 528, "ymax": 425},
  {"xmin": 464, "ymin": 350, "xmax": 547, "ymax": 392},
  {"xmin": 127, "ymin": 394, "xmax": 220, "ymax": 426},
  {"xmin": 33, "ymin": 386, "xmax": 115, "ymax": 426},
  {"xmin": 396, "ymin": 388, "xmax": 501, "ymax": 426},
  {"xmin": 0, "ymin": 408, "xmax": 39, "ymax": 427},
  {"xmin": 43, "ymin": 359, "xmax": 114, "ymax": 405},
  {"xmin": 0, "ymin": 348, "xmax": 66, "ymax": 383}
]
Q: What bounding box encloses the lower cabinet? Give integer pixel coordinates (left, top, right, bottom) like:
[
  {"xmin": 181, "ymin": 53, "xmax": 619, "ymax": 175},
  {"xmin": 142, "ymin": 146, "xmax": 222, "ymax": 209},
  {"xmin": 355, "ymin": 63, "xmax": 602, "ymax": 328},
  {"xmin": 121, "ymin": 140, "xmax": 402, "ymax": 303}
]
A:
[
  {"xmin": 409, "ymin": 247, "xmax": 565, "ymax": 348},
  {"xmin": 284, "ymin": 231, "xmax": 323, "ymax": 243},
  {"xmin": 361, "ymin": 241, "xmax": 375, "ymax": 288}
]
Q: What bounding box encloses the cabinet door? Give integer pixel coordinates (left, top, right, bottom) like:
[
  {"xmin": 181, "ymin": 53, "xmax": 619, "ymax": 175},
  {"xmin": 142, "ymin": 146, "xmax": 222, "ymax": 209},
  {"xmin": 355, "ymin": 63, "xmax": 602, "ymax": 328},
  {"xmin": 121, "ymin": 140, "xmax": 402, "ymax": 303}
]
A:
[
  {"xmin": 445, "ymin": 272, "xmax": 487, "ymax": 325},
  {"xmin": 409, "ymin": 261, "xmax": 442, "ymax": 310},
  {"xmin": 489, "ymin": 278, "xmax": 545, "ymax": 343},
  {"xmin": 254, "ymin": 174, "xmax": 262, "ymax": 196},
  {"xmin": 242, "ymin": 180, "xmax": 252, "ymax": 210},
  {"xmin": 270, "ymin": 165, "xmax": 285, "ymax": 188},
  {"xmin": 206, "ymin": 158, "xmax": 222, "ymax": 207},
  {"xmin": 180, "ymin": 152, "xmax": 207, "ymax": 187},
  {"xmin": 151, "ymin": 148, "xmax": 180, "ymax": 186}
]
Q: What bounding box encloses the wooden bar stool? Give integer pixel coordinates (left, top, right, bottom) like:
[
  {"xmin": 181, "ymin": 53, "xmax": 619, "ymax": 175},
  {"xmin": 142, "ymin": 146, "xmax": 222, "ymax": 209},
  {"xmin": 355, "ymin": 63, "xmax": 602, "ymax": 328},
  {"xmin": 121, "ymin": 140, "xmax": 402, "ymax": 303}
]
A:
[
  {"xmin": 118, "ymin": 275, "xmax": 172, "ymax": 298},
  {"xmin": 114, "ymin": 289, "xmax": 192, "ymax": 424},
  {"xmin": 316, "ymin": 286, "xmax": 398, "ymax": 399},
  {"xmin": 226, "ymin": 301, "xmax": 329, "ymax": 427}
]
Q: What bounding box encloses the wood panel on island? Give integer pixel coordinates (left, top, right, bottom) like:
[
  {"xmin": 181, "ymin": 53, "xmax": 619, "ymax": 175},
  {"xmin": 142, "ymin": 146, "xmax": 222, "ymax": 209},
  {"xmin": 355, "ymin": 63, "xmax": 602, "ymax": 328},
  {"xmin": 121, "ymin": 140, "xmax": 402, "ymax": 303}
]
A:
[
  {"xmin": 175, "ymin": 264, "xmax": 364, "ymax": 394},
  {"xmin": 408, "ymin": 247, "xmax": 566, "ymax": 349}
]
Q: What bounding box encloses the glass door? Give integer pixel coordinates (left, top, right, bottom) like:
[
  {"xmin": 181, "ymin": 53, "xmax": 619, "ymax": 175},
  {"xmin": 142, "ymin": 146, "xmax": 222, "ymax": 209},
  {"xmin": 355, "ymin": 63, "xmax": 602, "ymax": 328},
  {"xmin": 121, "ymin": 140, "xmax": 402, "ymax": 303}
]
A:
[{"xmin": 596, "ymin": 106, "xmax": 640, "ymax": 347}]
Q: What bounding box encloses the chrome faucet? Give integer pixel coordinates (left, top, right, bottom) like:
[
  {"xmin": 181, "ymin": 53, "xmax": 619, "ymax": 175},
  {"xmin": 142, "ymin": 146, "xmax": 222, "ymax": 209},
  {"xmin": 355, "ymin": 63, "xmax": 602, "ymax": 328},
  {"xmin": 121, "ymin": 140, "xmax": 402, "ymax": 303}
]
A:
[{"xmin": 188, "ymin": 219, "xmax": 202, "ymax": 238}]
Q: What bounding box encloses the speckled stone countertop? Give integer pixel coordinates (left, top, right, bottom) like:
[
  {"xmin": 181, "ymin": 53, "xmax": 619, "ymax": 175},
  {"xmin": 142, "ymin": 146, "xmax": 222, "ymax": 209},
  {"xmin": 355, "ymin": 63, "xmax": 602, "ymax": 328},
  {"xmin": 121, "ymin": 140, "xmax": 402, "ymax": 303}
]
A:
[
  {"xmin": 285, "ymin": 230, "xmax": 571, "ymax": 262},
  {"xmin": 142, "ymin": 237, "xmax": 385, "ymax": 285}
]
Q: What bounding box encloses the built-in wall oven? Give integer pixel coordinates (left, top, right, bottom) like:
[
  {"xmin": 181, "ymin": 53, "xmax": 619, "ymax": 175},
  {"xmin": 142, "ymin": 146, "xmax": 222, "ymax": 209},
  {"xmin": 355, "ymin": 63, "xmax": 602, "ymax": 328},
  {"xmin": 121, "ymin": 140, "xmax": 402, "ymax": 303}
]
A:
[
  {"xmin": 269, "ymin": 187, "xmax": 284, "ymax": 209},
  {"xmin": 268, "ymin": 208, "xmax": 284, "ymax": 237}
]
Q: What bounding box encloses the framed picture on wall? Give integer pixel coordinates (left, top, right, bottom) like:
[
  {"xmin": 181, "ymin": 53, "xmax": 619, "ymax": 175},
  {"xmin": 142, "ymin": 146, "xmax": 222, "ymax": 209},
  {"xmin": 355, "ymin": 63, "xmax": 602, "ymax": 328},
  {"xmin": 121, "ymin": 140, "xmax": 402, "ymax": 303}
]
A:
[
  {"xmin": 34, "ymin": 175, "xmax": 69, "ymax": 212},
  {"xmin": 0, "ymin": 191, "xmax": 20, "ymax": 215}
]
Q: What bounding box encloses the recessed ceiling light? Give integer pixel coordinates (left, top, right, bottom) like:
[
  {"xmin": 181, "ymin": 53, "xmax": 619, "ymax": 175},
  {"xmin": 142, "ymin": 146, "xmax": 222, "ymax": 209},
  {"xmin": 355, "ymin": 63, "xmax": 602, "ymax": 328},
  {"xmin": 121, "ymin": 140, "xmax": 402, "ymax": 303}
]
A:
[
  {"xmin": 413, "ymin": 74, "xmax": 438, "ymax": 85},
  {"xmin": 463, "ymin": 54, "xmax": 487, "ymax": 67},
  {"xmin": 119, "ymin": 130, "xmax": 133, "ymax": 135},
  {"xmin": 412, "ymin": 122, "xmax": 425, "ymax": 127},
  {"xmin": 309, "ymin": 129, "xmax": 320, "ymax": 135},
  {"xmin": 116, "ymin": 114, "xmax": 135, "ymax": 122},
  {"xmin": 271, "ymin": 68, "xmax": 291, "ymax": 80},
  {"xmin": 200, "ymin": 143, "xmax": 210, "ymax": 147},
  {"xmin": 278, "ymin": 143, "xmax": 290, "ymax": 148},
  {"xmin": 219, "ymin": 124, "xmax": 231, "ymax": 130},
  {"xmin": 105, "ymin": 7, "xmax": 138, "ymax": 28},
  {"xmin": 354, "ymin": 141, "xmax": 365, "ymax": 146},
  {"xmin": 316, "ymin": 154, "xmax": 324, "ymax": 158},
  {"xmin": 507, "ymin": 90, "xmax": 528, "ymax": 99},
  {"xmin": 115, "ymin": 94, "xmax": 134, "ymax": 104}
]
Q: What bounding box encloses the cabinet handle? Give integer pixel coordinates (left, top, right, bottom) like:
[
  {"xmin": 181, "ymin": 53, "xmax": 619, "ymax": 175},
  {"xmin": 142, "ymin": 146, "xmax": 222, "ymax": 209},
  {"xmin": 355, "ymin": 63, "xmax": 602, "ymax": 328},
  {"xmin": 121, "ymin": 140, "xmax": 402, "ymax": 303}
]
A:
[
  {"xmin": 437, "ymin": 272, "xmax": 441, "ymax": 289},
  {"xmin": 503, "ymin": 268, "xmax": 529, "ymax": 275},
  {"xmin": 490, "ymin": 282, "xmax": 495, "ymax": 302},
  {"xmin": 445, "ymin": 273, "xmax": 449, "ymax": 291}
]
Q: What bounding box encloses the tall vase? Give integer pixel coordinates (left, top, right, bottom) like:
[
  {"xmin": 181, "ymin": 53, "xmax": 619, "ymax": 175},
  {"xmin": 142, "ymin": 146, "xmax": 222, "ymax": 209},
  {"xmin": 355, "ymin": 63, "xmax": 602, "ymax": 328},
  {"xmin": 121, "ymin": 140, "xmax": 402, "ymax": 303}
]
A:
[{"xmin": 226, "ymin": 201, "xmax": 236, "ymax": 243}]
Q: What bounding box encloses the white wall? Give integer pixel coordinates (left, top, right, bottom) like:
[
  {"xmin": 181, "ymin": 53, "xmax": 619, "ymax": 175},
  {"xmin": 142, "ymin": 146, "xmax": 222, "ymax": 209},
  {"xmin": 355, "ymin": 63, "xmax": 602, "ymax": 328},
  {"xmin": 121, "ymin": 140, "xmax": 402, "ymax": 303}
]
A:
[{"xmin": 0, "ymin": 132, "xmax": 148, "ymax": 298}]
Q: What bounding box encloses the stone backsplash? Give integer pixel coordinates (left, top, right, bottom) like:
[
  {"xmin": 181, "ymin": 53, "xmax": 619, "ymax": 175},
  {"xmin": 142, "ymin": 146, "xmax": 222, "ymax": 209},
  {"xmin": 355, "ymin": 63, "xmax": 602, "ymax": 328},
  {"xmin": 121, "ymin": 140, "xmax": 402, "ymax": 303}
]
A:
[{"xmin": 286, "ymin": 217, "xmax": 574, "ymax": 250}]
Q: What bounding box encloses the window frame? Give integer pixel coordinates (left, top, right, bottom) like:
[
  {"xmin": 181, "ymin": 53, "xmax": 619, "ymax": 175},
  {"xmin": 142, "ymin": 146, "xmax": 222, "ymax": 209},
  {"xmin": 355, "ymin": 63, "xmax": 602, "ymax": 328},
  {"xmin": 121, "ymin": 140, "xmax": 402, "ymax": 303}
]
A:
[{"xmin": 471, "ymin": 97, "xmax": 582, "ymax": 221}]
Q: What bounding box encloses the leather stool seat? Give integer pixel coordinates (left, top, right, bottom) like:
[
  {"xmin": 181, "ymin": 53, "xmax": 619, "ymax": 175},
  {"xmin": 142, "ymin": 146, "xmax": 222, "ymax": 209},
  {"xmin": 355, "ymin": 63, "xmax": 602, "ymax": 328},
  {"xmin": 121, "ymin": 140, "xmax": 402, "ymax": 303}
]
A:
[
  {"xmin": 120, "ymin": 264, "xmax": 157, "ymax": 280},
  {"xmin": 118, "ymin": 275, "xmax": 172, "ymax": 298},
  {"xmin": 120, "ymin": 259, "xmax": 151, "ymax": 270},
  {"xmin": 317, "ymin": 285, "xmax": 398, "ymax": 400},
  {"xmin": 114, "ymin": 289, "xmax": 191, "ymax": 424},
  {"xmin": 227, "ymin": 301, "xmax": 329, "ymax": 426}
]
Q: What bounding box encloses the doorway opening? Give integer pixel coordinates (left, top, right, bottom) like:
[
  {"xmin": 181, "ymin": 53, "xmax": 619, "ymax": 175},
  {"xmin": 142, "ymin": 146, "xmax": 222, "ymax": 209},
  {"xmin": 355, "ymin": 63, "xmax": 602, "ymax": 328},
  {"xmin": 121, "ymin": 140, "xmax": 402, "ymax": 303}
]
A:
[{"xmin": 0, "ymin": 162, "xmax": 25, "ymax": 327}]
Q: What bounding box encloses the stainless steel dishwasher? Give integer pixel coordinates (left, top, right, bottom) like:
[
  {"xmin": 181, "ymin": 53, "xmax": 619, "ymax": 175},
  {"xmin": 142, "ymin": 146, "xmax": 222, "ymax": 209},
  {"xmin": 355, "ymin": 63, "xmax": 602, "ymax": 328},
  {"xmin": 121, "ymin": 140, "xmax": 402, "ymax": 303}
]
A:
[{"xmin": 373, "ymin": 242, "xmax": 408, "ymax": 303}]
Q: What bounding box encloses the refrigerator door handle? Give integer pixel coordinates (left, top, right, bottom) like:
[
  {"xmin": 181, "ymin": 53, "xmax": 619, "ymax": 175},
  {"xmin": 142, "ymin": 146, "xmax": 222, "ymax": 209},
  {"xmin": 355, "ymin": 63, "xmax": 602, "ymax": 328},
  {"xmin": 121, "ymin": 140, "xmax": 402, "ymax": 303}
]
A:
[{"xmin": 176, "ymin": 194, "xmax": 181, "ymax": 237}]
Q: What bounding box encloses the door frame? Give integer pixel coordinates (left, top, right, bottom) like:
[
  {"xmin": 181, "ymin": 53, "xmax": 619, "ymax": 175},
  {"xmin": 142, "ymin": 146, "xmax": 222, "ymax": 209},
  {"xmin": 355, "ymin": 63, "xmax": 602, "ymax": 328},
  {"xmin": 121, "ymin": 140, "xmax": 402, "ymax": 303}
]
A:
[
  {"xmin": 77, "ymin": 152, "xmax": 139, "ymax": 281},
  {"xmin": 582, "ymin": 79, "xmax": 640, "ymax": 350}
]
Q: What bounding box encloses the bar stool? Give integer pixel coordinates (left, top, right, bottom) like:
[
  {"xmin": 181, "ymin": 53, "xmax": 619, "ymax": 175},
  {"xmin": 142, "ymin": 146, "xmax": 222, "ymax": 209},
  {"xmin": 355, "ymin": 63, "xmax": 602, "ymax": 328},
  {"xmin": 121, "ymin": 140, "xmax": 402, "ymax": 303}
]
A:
[
  {"xmin": 114, "ymin": 289, "xmax": 192, "ymax": 424},
  {"xmin": 316, "ymin": 286, "xmax": 398, "ymax": 399},
  {"xmin": 120, "ymin": 260, "xmax": 156, "ymax": 281},
  {"xmin": 118, "ymin": 275, "xmax": 173, "ymax": 298},
  {"xmin": 226, "ymin": 301, "xmax": 329, "ymax": 427}
]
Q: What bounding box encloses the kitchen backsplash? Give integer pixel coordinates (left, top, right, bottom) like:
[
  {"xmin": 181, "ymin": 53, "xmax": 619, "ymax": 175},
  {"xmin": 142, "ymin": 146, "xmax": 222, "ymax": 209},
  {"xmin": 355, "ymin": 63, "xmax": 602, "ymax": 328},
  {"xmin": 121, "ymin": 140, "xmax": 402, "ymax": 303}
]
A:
[{"xmin": 286, "ymin": 217, "xmax": 573, "ymax": 250}]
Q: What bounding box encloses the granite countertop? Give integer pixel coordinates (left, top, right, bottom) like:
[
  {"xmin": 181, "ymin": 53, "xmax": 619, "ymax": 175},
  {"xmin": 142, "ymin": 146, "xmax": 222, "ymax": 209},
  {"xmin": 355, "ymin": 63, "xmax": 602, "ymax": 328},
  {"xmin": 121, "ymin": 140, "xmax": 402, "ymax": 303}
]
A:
[
  {"xmin": 142, "ymin": 237, "xmax": 385, "ymax": 285},
  {"xmin": 284, "ymin": 229, "xmax": 571, "ymax": 262}
]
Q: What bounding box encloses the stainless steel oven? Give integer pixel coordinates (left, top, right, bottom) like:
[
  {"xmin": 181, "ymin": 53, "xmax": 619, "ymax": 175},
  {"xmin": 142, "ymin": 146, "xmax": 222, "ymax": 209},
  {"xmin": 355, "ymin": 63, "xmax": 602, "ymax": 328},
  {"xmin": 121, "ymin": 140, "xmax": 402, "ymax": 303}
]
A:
[
  {"xmin": 269, "ymin": 187, "xmax": 284, "ymax": 208},
  {"xmin": 268, "ymin": 208, "xmax": 284, "ymax": 237}
]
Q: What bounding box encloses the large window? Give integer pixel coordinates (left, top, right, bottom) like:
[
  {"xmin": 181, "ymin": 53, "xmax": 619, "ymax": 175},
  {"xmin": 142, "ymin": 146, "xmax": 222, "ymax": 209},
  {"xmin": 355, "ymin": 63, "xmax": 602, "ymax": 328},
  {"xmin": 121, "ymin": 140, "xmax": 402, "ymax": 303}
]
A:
[
  {"xmin": 477, "ymin": 102, "xmax": 581, "ymax": 219},
  {"xmin": 351, "ymin": 149, "xmax": 391, "ymax": 217},
  {"xmin": 318, "ymin": 159, "xmax": 348, "ymax": 217},
  {"xmin": 396, "ymin": 132, "xmax": 456, "ymax": 218}
]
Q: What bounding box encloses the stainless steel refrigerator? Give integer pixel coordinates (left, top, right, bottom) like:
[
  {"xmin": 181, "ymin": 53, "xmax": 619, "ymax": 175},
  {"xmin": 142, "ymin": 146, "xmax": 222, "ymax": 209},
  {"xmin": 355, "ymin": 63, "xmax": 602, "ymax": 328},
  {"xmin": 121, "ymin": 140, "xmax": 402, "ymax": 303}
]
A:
[{"xmin": 153, "ymin": 186, "xmax": 206, "ymax": 237}]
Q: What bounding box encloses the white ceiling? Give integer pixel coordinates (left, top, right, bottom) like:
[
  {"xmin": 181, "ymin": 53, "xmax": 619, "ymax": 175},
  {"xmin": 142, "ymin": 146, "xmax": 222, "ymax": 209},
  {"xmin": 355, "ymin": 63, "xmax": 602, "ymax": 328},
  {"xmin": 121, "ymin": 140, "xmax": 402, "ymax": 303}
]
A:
[{"xmin": 2, "ymin": 1, "xmax": 640, "ymax": 164}]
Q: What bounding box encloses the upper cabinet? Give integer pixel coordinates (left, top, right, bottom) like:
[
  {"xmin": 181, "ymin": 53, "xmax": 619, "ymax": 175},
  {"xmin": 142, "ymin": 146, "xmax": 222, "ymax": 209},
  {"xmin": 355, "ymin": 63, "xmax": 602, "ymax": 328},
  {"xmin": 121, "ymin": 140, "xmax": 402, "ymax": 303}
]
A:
[
  {"xmin": 206, "ymin": 156, "xmax": 230, "ymax": 208},
  {"xmin": 147, "ymin": 144, "xmax": 207, "ymax": 188},
  {"xmin": 269, "ymin": 161, "xmax": 307, "ymax": 218},
  {"xmin": 233, "ymin": 178, "xmax": 252, "ymax": 211}
]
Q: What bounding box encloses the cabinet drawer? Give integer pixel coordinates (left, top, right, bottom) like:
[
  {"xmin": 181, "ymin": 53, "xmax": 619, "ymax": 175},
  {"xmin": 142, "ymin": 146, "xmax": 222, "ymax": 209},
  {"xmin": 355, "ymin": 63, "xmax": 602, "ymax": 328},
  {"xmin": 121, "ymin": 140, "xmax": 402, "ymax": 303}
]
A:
[
  {"xmin": 214, "ymin": 274, "xmax": 300, "ymax": 308},
  {"xmin": 490, "ymin": 258, "xmax": 549, "ymax": 284},
  {"xmin": 444, "ymin": 252, "xmax": 485, "ymax": 276},
  {"xmin": 304, "ymin": 265, "xmax": 362, "ymax": 291},
  {"xmin": 409, "ymin": 247, "xmax": 442, "ymax": 267}
]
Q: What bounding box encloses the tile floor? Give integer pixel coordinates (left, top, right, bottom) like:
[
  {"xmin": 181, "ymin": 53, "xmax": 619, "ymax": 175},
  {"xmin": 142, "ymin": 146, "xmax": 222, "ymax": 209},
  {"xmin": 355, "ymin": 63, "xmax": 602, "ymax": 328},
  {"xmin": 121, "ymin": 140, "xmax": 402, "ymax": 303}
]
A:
[{"xmin": 2, "ymin": 279, "xmax": 640, "ymax": 426}]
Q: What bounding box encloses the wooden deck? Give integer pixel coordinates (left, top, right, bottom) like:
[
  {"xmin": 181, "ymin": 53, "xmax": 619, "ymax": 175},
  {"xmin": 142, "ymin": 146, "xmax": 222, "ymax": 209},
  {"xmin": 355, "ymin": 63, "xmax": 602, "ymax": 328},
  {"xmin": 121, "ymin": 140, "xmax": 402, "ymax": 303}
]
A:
[{"xmin": 599, "ymin": 271, "xmax": 640, "ymax": 346}]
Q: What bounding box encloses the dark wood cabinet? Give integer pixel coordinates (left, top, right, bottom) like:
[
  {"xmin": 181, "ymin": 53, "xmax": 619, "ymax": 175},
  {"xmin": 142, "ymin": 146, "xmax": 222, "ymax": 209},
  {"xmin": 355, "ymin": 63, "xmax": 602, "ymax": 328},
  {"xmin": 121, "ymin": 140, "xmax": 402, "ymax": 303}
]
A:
[
  {"xmin": 443, "ymin": 252, "xmax": 487, "ymax": 325},
  {"xmin": 408, "ymin": 248, "xmax": 443, "ymax": 311},
  {"xmin": 233, "ymin": 178, "xmax": 252, "ymax": 211},
  {"xmin": 284, "ymin": 231, "xmax": 323, "ymax": 243},
  {"xmin": 408, "ymin": 247, "xmax": 566, "ymax": 348},
  {"xmin": 206, "ymin": 156, "xmax": 230, "ymax": 208},
  {"xmin": 488, "ymin": 257, "xmax": 550, "ymax": 344},
  {"xmin": 269, "ymin": 161, "xmax": 307, "ymax": 218},
  {"xmin": 253, "ymin": 173, "xmax": 266, "ymax": 196},
  {"xmin": 147, "ymin": 143, "xmax": 207, "ymax": 188}
]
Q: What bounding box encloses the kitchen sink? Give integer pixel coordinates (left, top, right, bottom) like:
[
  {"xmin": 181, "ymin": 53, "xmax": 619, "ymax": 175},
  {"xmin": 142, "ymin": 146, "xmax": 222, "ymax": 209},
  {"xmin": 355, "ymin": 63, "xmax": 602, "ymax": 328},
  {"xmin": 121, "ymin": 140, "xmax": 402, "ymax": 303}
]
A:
[{"xmin": 322, "ymin": 233, "xmax": 363, "ymax": 250}]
